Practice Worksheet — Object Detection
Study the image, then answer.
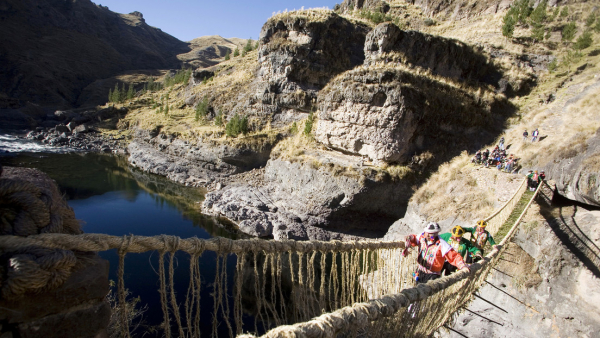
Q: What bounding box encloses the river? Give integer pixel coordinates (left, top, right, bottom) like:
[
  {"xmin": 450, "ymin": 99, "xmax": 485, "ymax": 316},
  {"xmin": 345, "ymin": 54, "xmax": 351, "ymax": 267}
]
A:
[{"xmin": 0, "ymin": 134, "xmax": 247, "ymax": 336}]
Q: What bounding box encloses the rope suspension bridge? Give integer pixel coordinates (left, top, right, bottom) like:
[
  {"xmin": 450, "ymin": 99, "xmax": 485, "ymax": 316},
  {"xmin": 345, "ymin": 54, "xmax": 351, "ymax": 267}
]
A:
[{"xmin": 0, "ymin": 174, "xmax": 553, "ymax": 338}]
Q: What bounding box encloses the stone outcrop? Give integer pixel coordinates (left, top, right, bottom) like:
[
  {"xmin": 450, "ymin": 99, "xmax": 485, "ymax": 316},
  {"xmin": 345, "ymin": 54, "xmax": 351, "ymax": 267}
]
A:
[
  {"xmin": 315, "ymin": 65, "xmax": 512, "ymax": 163},
  {"xmin": 128, "ymin": 129, "xmax": 277, "ymax": 188},
  {"xmin": 203, "ymin": 157, "xmax": 414, "ymax": 240},
  {"xmin": 363, "ymin": 23, "xmax": 535, "ymax": 96},
  {"xmin": 400, "ymin": 0, "xmax": 571, "ymax": 19},
  {"xmin": 544, "ymin": 127, "xmax": 600, "ymax": 207},
  {"xmin": 337, "ymin": 0, "xmax": 390, "ymax": 14},
  {"xmin": 256, "ymin": 10, "xmax": 370, "ymax": 117}
]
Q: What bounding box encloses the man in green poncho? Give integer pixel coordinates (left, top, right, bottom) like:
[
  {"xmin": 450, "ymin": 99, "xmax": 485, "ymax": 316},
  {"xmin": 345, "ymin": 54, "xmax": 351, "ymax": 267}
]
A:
[
  {"xmin": 464, "ymin": 220, "xmax": 499, "ymax": 255},
  {"xmin": 440, "ymin": 226, "xmax": 482, "ymax": 275}
]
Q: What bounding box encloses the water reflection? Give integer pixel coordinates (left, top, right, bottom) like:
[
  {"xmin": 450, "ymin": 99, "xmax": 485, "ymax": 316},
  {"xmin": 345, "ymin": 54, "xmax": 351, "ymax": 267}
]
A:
[{"xmin": 0, "ymin": 152, "xmax": 240, "ymax": 238}]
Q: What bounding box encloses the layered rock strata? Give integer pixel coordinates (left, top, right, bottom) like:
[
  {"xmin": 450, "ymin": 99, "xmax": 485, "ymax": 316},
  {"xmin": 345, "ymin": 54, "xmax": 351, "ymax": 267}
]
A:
[
  {"xmin": 315, "ymin": 65, "xmax": 511, "ymax": 163},
  {"xmin": 128, "ymin": 130, "xmax": 276, "ymax": 188},
  {"xmin": 256, "ymin": 10, "xmax": 370, "ymax": 121}
]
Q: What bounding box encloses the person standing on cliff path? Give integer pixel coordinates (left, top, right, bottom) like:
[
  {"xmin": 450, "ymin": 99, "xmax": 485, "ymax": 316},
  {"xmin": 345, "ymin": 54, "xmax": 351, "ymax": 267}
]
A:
[
  {"xmin": 464, "ymin": 220, "xmax": 499, "ymax": 255},
  {"xmin": 523, "ymin": 129, "xmax": 528, "ymax": 142},
  {"xmin": 532, "ymin": 128, "xmax": 539, "ymax": 142},
  {"xmin": 403, "ymin": 222, "xmax": 470, "ymax": 283}
]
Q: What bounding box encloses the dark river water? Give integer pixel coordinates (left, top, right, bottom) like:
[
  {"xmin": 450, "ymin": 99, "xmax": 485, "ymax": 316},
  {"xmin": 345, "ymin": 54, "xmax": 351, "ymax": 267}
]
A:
[{"xmin": 0, "ymin": 144, "xmax": 248, "ymax": 336}]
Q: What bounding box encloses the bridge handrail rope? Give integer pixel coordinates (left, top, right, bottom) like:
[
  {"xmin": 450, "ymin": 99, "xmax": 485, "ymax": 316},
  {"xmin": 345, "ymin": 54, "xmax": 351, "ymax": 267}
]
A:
[
  {"xmin": 239, "ymin": 178, "xmax": 541, "ymax": 338},
  {"xmin": 0, "ymin": 177, "xmax": 537, "ymax": 338}
]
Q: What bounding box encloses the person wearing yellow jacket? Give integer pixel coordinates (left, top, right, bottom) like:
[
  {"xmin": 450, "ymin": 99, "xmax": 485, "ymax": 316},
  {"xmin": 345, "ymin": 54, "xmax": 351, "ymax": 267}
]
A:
[{"xmin": 439, "ymin": 226, "xmax": 482, "ymax": 274}]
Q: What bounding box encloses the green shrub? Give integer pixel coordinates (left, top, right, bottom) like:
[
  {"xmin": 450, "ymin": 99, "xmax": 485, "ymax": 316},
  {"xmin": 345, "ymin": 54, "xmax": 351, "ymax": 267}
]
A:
[
  {"xmin": 548, "ymin": 58, "xmax": 558, "ymax": 72},
  {"xmin": 502, "ymin": 9, "xmax": 517, "ymax": 38},
  {"xmin": 574, "ymin": 31, "xmax": 593, "ymax": 50},
  {"xmin": 224, "ymin": 50, "xmax": 230, "ymax": 60},
  {"xmin": 214, "ymin": 110, "xmax": 223, "ymax": 126},
  {"xmin": 560, "ymin": 6, "xmax": 568, "ymax": 18},
  {"xmin": 126, "ymin": 83, "xmax": 134, "ymax": 100},
  {"xmin": 195, "ymin": 96, "xmax": 209, "ymax": 122},
  {"xmin": 529, "ymin": 0, "xmax": 547, "ymax": 25},
  {"xmin": 595, "ymin": 18, "xmax": 600, "ymax": 33},
  {"xmin": 289, "ymin": 121, "xmax": 298, "ymax": 134},
  {"xmin": 164, "ymin": 69, "xmax": 191, "ymax": 87},
  {"xmin": 304, "ymin": 111, "xmax": 314, "ymax": 136},
  {"xmin": 585, "ymin": 13, "xmax": 596, "ymax": 27},
  {"xmin": 233, "ymin": 48, "xmax": 240, "ymax": 57},
  {"xmin": 225, "ymin": 114, "xmax": 249, "ymax": 137},
  {"xmin": 562, "ymin": 22, "xmax": 577, "ymax": 42}
]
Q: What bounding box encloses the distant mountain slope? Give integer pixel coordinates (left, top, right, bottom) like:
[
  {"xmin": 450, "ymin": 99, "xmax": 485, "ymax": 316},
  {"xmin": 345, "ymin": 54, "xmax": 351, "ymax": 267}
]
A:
[
  {"xmin": 0, "ymin": 0, "xmax": 247, "ymax": 110},
  {"xmin": 180, "ymin": 36, "xmax": 252, "ymax": 68}
]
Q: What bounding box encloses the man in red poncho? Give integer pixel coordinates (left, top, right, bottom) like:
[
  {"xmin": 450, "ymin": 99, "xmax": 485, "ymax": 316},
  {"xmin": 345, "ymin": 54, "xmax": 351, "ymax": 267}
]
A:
[{"xmin": 404, "ymin": 222, "xmax": 471, "ymax": 283}]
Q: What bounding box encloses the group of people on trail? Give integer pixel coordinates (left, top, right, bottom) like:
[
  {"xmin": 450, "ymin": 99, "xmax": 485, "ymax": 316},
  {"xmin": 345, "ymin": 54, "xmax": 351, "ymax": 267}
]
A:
[
  {"xmin": 523, "ymin": 128, "xmax": 540, "ymax": 142},
  {"xmin": 527, "ymin": 169, "xmax": 546, "ymax": 191},
  {"xmin": 403, "ymin": 220, "xmax": 498, "ymax": 283},
  {"xmin": 471, "ymin": 144, "xmax": 520, "ymax": 173}
]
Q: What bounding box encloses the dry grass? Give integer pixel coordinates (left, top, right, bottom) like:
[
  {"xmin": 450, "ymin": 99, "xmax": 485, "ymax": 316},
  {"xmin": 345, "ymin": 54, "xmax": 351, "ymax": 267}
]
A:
[{"xmin": 412, "ymin": 152, "xmax": 496, "ymax": 221}]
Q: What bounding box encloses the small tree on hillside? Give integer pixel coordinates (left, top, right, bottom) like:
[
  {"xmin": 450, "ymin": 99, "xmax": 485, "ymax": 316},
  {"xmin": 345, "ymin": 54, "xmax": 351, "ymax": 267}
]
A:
[
  {"xmin": 224, "ymin": 50, "xmax": 230, "ymax": 60},
  {"xmin": 126, "ymin": 83, "xmax": 134, "ymax": 100},
  {"xmin": 560, "ymin": 6, "xmax": 568, "ymax": 19},
  {"xmin": 562, "ymin": 22, "xmax": 577, "ymax": 42},
  {"xmin": 585, "ymin": 13, "xmax": 596, "ymax": 27},
  {"xmin": 233, "ymin": 47, "xmax": 240, "ymax": 57},
  {"xmin": 243, "ymin": 38, "xmax": 253, "ymax": 54},
  {"xmin": 573, "ymin": 31, "xmax": 593, "ymax": 50},
  {"xmin": 502, "ymin": 13, "xmax": 516, "ymax": 39},
  {"xmin": 195, "ymin": 96, "xmax": 209, "ymax": 122}
]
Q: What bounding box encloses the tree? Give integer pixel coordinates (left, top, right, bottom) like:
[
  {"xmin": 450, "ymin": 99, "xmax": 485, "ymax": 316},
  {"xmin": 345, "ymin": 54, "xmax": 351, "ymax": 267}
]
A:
[
  {"xmin": 304, "ymin": 111, "xmax": 314, "ymax": 136},
  {"xmin": 233, "ymin": 47, "xmax": 240, "ymax": 57},
  {"xmin": 244, "ymin": 38, "xmax": 253, "ymax": 54},
  {"xmin": 515, "ymin": 0, "xmax": 532, "ymax": 24},
  {"xmin": 529, "ymin": 0, "xmax": 547, "ymax": 25},
  {"xmin": 126, "ymin": 83, "xmax": 134, "ymax": 100},
  {"xmin": 562, "ymin": 22, "xmax": 577, "ymax": 42},
  {"xmin": 502, "ymin": 13, "xmax": 516, "ymax": 39},
  {"xmin": 531, "ymin": 24, "xmax": 545, "ymax": 42},
  {"xmin": 585, "ymin": 13, "xmax": 596, "ymax": 27},
  {"xmin": 560, "ymin": 6, "xmax": 568, "ymax": 19},
  {"xmin": 595, "ymin": 18, "xmax": 600, "ymax": 33},
  {"xmin": 224, "ymin": 50, "xmax": 230, "ymax": 60},
  {"xmin": 111, "ymin": 83, "xmax": 120, "ymax": 103},
  {"xmin": 573, "ymin": 31, "xmax": 593, "ymax": 50},
  {"xmin": 214, "ymin": 110, "xmax": 223, "ymax": 126},
  {"xmin": 195, "ymin": 96, "xmax": 209, "ymax": 121},
  {"xmin": 255, "ymin": 41, "xmax": 259, "ymax": 49},
  {"xmin": 108, "ymin": 88, "xmax": 113, "ymax": 103},
  {"xmin": 225, "ymin": 114, "xmax": 249, "ymax": 137}
]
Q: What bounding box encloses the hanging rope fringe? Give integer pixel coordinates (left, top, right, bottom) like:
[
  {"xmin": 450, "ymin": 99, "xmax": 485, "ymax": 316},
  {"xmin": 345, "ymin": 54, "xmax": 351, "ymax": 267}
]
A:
[{"xmin": 0, "ymin": 178, "xmax": 542, "ymax": 338}]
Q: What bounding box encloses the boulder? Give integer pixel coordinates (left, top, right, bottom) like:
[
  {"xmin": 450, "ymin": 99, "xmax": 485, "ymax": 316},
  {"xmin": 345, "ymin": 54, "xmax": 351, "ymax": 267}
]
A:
[
  {"xmin": 315, "ymin": 65, "xmax": 510, "ymax": 163},
  {"xmin": 73, "ymin": 124, "xmax": 91, "ymax": 134},
  {"xmin": 55, "ymin": 124, "xmax": 70, "ymax": 134}
]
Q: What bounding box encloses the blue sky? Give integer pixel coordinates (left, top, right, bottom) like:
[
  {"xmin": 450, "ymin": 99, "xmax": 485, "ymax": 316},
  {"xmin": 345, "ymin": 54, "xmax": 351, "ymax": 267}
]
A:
[{"xmin": 92, "ymin": 0, "xmax": 340, "ymax": 41}]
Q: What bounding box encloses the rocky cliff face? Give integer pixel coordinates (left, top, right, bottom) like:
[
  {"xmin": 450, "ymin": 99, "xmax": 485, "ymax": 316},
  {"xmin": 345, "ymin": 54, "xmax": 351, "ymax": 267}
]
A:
[
  {"xmin": 203, "ymin": 157, "xmax": 414, "ymax": 240},
  {"xmin": 364, "ymin": 23, "xmax": 535, "ymax": 96},
  {"xmin": 444, "ymin": 202, "xmax": 600, "ymax": 338},
  {"xmin": 128, "ymin": 129, "xmax": 277, "ymax": 188},
  {"xmin": 545, "ymin": 127, "xmax": 600, "ymax": 207},
  {"xmin": 315, "ymin": 65, "xmax": 512, "ymax": 163},
  {"xmin": 255, "ymin": 10, "xmax": 369, "ymax": 122},
  {"xmin": 401, "ymin": 0, "xmax": 573, "ymax": 19}
]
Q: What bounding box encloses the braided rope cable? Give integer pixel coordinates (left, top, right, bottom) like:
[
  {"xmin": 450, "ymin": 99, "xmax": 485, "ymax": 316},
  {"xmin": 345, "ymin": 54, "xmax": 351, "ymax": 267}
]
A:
[{"xmin": 238, "ymin": 180, "xmax": 543, "ymax": 338}]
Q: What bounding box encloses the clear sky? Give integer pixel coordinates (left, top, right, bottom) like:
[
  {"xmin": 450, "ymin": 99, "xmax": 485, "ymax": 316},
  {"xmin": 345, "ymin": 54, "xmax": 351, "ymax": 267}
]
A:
[{"xmin": 91, "ymin": 0, "xmax": 340, "ymax": 42}]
